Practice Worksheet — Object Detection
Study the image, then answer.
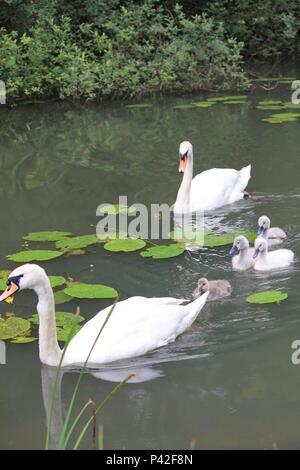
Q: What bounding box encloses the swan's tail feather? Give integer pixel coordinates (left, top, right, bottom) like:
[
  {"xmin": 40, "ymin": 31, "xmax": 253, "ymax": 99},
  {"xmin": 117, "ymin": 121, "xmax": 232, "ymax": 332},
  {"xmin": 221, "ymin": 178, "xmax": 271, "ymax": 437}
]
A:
[
  {"xmin": 187, "ymin": 291, "xmax": 209, "ymax": 316},
  {"xmin": 239, "ymin": 164, "xmax": 251, "ymax": 190}
]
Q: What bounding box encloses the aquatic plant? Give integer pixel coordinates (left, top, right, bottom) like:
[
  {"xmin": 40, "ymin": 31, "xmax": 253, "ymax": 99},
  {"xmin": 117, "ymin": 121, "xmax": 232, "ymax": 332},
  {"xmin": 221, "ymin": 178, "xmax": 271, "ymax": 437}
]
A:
[{"xmin": 246, "ymin": 291, "xmax": 288, "ymax": 304}]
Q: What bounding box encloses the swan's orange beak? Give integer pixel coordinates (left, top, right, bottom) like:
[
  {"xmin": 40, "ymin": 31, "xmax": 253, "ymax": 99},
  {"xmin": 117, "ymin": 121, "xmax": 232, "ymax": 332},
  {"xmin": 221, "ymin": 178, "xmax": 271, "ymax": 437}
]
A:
[
  {"xmin": 179, "ymin": 156, "xmax": 187, "ymax": 173},
  {"xmin": 0, "ymin": 282, "xmax": 19, "ymax": 303}
]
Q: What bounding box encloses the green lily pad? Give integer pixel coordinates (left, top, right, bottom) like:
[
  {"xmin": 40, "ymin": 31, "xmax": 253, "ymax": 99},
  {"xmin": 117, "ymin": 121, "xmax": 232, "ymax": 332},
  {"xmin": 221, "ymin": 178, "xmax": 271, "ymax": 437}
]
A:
[
  {"xmin": 283, "ymin": 102, "xmax": 300, "ymax": 109},
  {"xmin": 173, "ymin": 104, "xmax": 197, "ymax": 109},
  {"xmin": 11, "ymin": 337, "xmax": 37, "ymax": 343},
  {"xmin": 64, "ymin": 283, "xmax": 118, "ymax": 299},
  {"xmin": 258, "ymin": 101, "xmax": 283, "ymax": 105},
  {"xmin": 222, "ymin": 100, "xmax": 247, "ymax": 104},
  {"xmin": 256, "ymin": 105, "xmax": 285, "ymax": 110},
  {"xmin": 0, "ymin": 278, "xmax": 7, "ymax": 290},
  {"xmin": 54, "ymin": 289, "xmax": 73, "ymax": 304},
  {"xmin": 203, "ymin": 231, "xmax": 256, "ymax": 247},
  {"xmin": 125, "ymin": 104, "xmax": 152, "ymax": 108},
  {"xmin": 104, "ymin": 237, "xmax": 146, "ymax": 253},
  {"xmin": 56, "ymin": 235, "xmax": 99, "ymax": 250},
  {"xmin": 0, "ymin": 270, "xmax": 10, "ymax": 279},
  {"xmin": 262, "ymin": 118, "xmax": 283, "ymax": 124},
  {"xmin": 7, "ymin": 250, "xmax": 63, "ymax": 262},
  {"xmin": 190, "ymin": 102, "xmax": 214, "ymax": 108},
  {"xmin": 98, "ymin": 204, "xmax": 136, "ymax": 215},
  {"xmin": 96, "ymin": 231, "xmax": 128, "ymax": 242},
  {"xmin": 246, "ymin": 290, "xmax": 288, "ymax": 304},
  {"xmin": 270, "ymin": 113, "xmax": 300, "ymax": 122},
  {"xmin": 0, "ymin": 317, "xmax": 31, "ymax": 340},
  {"xmin": 23, "ymin": 231, "xmax": 72, "ymax": 242},
  {"xmin": 57, "ymin": 325, "xmax": 82, "ymax": 342},
  {"xmin": 207, "ymin": 95, "xmax": 247, "ymax": 102},
  {"xmin": 29, "ymin": 311, "xmax": 84, "ymax": 326},
  {"xmin": 49, "ymin": 276, "xmax": 66, "ymax": 289},
  {"xmin": 140, "ymin": 244, "xmax": 185, "ymax": 259}
]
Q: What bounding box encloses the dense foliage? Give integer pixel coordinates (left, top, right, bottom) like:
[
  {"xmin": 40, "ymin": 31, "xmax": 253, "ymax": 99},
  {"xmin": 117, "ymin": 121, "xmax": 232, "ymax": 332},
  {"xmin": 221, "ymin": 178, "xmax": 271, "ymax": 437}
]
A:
[{"xmin": 0, "ymin": 0, "xmax": 298, "ymax": 102}]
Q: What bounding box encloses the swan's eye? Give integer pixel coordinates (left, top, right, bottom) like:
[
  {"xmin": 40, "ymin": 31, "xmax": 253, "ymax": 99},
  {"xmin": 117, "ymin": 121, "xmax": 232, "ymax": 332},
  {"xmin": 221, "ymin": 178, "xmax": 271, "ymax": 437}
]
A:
[{"xmin": 7, "ymin": 274, "xmax": 23, "ymax": 287}]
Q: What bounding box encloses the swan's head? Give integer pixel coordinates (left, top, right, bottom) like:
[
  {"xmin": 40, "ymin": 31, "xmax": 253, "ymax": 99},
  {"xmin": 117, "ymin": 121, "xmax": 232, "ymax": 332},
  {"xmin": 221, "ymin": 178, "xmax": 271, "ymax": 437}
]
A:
[
  {"xmin": 197, "ymin": 277, "xmax": 209, "ymax": 295},
  {"xmin": 229, "ymin": 235, "xmax": 249, "ymax": 255},
  {"xmin": 253, "ymin": 237, "xmax": 268, "ymax": 259},
  {"xmin": 178, "ymin": 141, "xmax": 193, "ymax": 173},
  {"xmin": 0, "ymin": 264, "xmax": 48, "ymax": 302},
  {"xmin": 258, "ymin": 215, "xmax": 270, "ymax": 235}
]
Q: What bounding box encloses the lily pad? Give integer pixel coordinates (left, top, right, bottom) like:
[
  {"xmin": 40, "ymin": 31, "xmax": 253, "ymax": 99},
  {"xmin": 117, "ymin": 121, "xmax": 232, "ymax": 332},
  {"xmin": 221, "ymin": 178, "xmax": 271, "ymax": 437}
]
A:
[
  {"xmin": 246, "ymin": 290, "xmax": 288, "ymax": 304},
  {"xmin": 54, "ymin": 289, "xmax": 73, "ymax": 304},
  {"xmin": 104, "ymin": 238, "xmax": 146, "ymax": 253},
  {"xmin": 140, "ymin": 244, "xmax": 185, "ymax": 259},
  {"xmin": 173, "ymin": 104, "xmax": 197, "ymax": 109},
  {"xmin": 207, "ymin": 95, "xmax": 247, "ymax": 102},
  {"xmin": 11, "ymin": 337, "xmax": 37, "ymax": 343},
  {"xmin": 190, "ymin": 102, "xmax": 214, "ymax": 108},
  {"xmin": 270, "ymin": 113, "xmax": 300, "ymax": 122},
  {"xmin": 169, "ymin": 227, "xmax": 211, "ymax": 243},
  {"xmin": 256, "ymin": 105, "xmax": 285, "ymax": 110},
  {"xmin": 57, "ymin": 325, "xmax": 82, "ymax": 342},
  {"xmin": 125, "ymin": 104, "xmax": 152, "ymax": 108},
  {"xmin": 222, "ymin": 100, "xmax": 247, "ymax": 104},
  {"xmin": 23, "ymin": 231, "xmax": 72, "ymax": 242},
  {"xmin": 7, "ymin": 250, "xmax": 63, "ymax": 262},
  {"xmin": 203, "ymin": 231, "xmax": 256, "ymax": 247},
  {"xmin": 258, "ymin": 101, "xmax": 283, "ymax": 105},
  {"xmin": 0, "ymin": 317, "xmax": 31, "ymax": 340},
  {"xmin": 98, "ymin": 204, "xmax": 136, "ymax": 215},
  {"xmin": 49, "ymin": 276, "xmax": 66, "ymax": 289},
  {"xmin": 64, "ymin": 283, "xmax": 118, "ymax": 299},
  {"xmin": 262, "ymin": 118, "xmax": 283, "ymax": 124},
  {"xmin": 29, "ymin": 311, "xmax": 84, "ymax": 326},
  {"xmin": 56, "ymin": 235, "xmax": 99, "ymax": 250},
  {"xmin": 0, "ymin": 270, "xmax": 10, "ymax": 279}
]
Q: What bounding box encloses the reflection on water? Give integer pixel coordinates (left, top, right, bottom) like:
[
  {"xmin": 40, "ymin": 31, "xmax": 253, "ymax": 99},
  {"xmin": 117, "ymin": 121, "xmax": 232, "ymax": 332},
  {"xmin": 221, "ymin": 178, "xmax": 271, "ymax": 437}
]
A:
[{"xmin": 0, "ymin": 85, "xmax": 300, "ymax": 449}]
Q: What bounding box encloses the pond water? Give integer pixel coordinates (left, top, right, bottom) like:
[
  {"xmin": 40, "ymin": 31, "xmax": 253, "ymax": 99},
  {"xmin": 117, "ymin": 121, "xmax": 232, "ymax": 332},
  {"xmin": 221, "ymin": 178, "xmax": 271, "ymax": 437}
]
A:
[{"xmin": 0, "ymin": 83, "xmax": 300, "ymax": 449}]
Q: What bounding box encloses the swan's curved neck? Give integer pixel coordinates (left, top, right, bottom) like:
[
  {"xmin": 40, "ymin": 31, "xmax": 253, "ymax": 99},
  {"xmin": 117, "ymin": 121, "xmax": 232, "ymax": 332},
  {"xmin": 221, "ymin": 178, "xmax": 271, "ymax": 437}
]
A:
[
  {"xmin": 175, "ymin": 151, "xmax": 193, "ymax": 211},
  {"xmin": 238, "ymin": 246, "xmax": 248, "ymax": 264},
  {"xmin": 35, "ymin": 280, "xmax": 61, "ymax": 366},
  {"xmin": 262, "ymin": 228, "xmax": 269, "ymax": 239}
]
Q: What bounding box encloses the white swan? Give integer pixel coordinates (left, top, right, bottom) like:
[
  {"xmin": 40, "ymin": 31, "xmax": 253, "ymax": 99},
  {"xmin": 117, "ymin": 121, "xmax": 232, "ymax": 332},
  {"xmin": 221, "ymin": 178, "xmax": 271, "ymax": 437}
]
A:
[
  {"xmin": 258, "ymin": 215, "xmax": 286, "ymax": 247},
  {"xmin": 0, "ymin": 264, "xmax": 208, "ymax": 367},
  {"xmin": 193, "ymin": 277, "xmax": 232, "ymax": 302},
  {"xmin": 230, "ymin": 235, "xmax": 255, "ymax": 271},
  {"xmin": 253, "ymin": 237, "xmax": 294, "ymax": 271},
  {"xmin": 174, "ymin": 141, "xmax": 251, "ymax": 212}
]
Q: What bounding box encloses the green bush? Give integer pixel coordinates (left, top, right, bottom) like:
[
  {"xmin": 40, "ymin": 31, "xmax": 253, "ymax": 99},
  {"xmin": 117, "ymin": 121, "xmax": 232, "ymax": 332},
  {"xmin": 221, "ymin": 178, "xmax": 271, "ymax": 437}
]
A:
[{"xmin": 0, "ymin": 1, "xmax": 249, "ymax": 102}]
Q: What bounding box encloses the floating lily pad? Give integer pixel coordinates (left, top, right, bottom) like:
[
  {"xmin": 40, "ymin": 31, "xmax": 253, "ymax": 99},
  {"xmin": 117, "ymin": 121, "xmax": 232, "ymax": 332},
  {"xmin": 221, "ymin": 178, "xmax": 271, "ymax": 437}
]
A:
[
  {"xmin": 222, "ymin": 100, "xmax": 247, "ymax": 104},
  {"xmin": 256, "ymin": 105, "xmax": 285, "ymax": 110},
  {"xmin": 23, "ymin": 231, "xmax": 72, "ymax": 242},
  {"xmin": 125, "ymin": 104, "xmax": 152, "ymax": 108},
  {"xmin": 283, "ymin": 102, "xmax": 300, "ymax": 109},
  {"xmin": 0, "ymin": 278, "xmax": 7, "ymax": 290},
  {"xmin": 141, "ymin": 244, "xmax": 185, "ymax": 259},
  {"xmin": 0, "ymin": 317, "xmax": 31, "ymax": 340},
  {"xmin": 104, "ymin": 237, "xmax": 146, "ymax": 253},
  {"xmin": 270, "ymin": 113, "xmax": 300, "ymax": 122},
  {"xmin": 173, "ymin": 104, "xmax": 197, "ymax": 109},
  {"xmin": 57, "ymin": 325, "xmax": 82, "ymax": 342},
  {"xmin": 54, "ymin": 289, "xmax": 73, "ymax": 304},
  {"xmin": 262, "ymin": 118, "xmax": 283, "ymax": 124},
  {"xmin": 169, "ymin": 227, "xmax": 211, "ymax": 243},
  {"xmin": 64, "ymin": 283, "xmax": 118, "ymax": 299},
  {"xmin": 207, "ymin": 95, "xmax": 247, "ymax": 102},
  {"xmin": 190, "ymin": 102, "xmax": 214, "ymax": 108},
  {"xmin": 98, "ymin": 204, "xmax": 136, "ymax": 215},
  {"xmin": 0, "ymin": 270, "xmax": 10, "ymax": 279},
  {"xmin": 11, "ymin": 337, "xmax": 37, "ymax": 343},
  {"xmin": 203, "ymin": 231, "xmax": 256, "ymax": 247},
  {"xmin": 258, "ymin": 101, "xmax": 283, "ymax": 105},
  {"xmin": 29, "ymin": 311, "xmax": 84, "ymax": 326},
  {"xmin": 246, "ymin": 290, "xmax": 288, "ymax": 304},
  {"xmin": 7, "ymin": 250, "xmax": 63, "ymax": 262},
  {"xmin": 96, "ymin": 231, "xmax": 128, "ymax": 242},
  {"xmin": 56, "ymin": 235, "xmax": 99, "ymax": 250},
  {"xmin": 49, "ymin": 276, "xmax": 66, "ymax": 289}
]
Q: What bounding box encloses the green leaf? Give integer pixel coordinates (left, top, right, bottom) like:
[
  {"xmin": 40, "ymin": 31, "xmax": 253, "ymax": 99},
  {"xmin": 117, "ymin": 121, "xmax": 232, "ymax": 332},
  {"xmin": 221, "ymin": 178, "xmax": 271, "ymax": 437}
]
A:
[
  {"xmin": 256, "ymin": 105, "xmax": 286, "ymax": 110},
  {"xmin": 258, "ymin": 101, "xmax": 283, "ymax": 105},
  {"xmin": 141, "ymin": 244, "xmax": 184, "ymax": 259},
  {"xmin": 57, "ymin": 325, "xmax": 82, "ymax": 342},
  {"xmin": 190, "ymin": 102, "xmax": 214, "ymax": 107},
  {"xmin": 49, "ymin": 276, "xmax": 66, "ymax": 289},
  {"xmin": 0, "ymin": 317, "xmax": 31, "ymax": 340},
  {"xmin": 56, "ymin": 235, "xmax": 99, "ymax": 250},
  {"xmin": 246, "ymin": 291, "xmax": 288, "ymax": 304},
  {"xmin": 98, "ymin": 204, "xmax": 136, "ymax": 215},
  {"xmin": 54, "ymin": 290, "xmax": 73, "ymax": 304},
  {"xmin": 262, "ymin": 118, "xmax": 283, "ymax": 124},
  {"xmin": 125, "ymin": 104, "xmax": 152, "ymax": 108},
  {"xmin": 203, "ymin": 231, "xmax": 256, "ymax": 247},
  {"xmin": 0, "ymin": 278, "xmax": 7, "ymax": 290},
  {"xmin": 11, "ymin": 337, "xmax": 37, "ymax": 343},
  {"xmin": 23, "ymin": 231, "xmax": 72, "ymax": 242},
  {"xmin": 0, "ymin": 270, "xmax": 10, "ymax": 279},
  {"xmin": 104, "ymin": 237, "xmax": 146, "ymax": 253},
  {"xmin": 173, "ymin": 104, "xmax": 197, "ymax": 109},
  {"xmin": 7, "ymin": 250, "xmax": 63, "ymax": 262},
  {"xmin": 270, "ymin": 113, "xmax": 300, "ymax": 122},
  {"xmin": 207, "ymin": 95, "xmax": 247, "ymax": 102},
  {"xmin": 222, "ymin": 100, "xmax": 247, "ymax": 104},
  {"xmin": 64, "ymin": 283, "xmax": 118, "ymax": 299},
  {"xmin": 29, "ymin": 311, "xmax": 84, "ymax": 326}
]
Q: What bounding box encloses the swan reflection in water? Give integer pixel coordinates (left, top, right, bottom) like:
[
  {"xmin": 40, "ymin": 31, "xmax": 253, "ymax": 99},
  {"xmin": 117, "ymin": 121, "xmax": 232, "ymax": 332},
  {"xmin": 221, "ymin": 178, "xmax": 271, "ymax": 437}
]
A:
[{"xmin": 41, "ymin": 363, "xmax": 164, "ymax": 449}]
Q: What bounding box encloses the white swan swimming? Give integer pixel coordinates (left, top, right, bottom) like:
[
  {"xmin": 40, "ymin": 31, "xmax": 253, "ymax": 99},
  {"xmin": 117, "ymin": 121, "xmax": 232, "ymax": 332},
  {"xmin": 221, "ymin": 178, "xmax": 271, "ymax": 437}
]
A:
[
  {"xmin": 0, "ymin": 264, "xmax": 208, "ymax": 367},
  {"xmin": 257, "ymin": 215, "xmax": 286, "ymax": 247},
  {"xmin": 253, "ymin": 237, "xmax": 294, "ymax": 271},
  {"xmin": 174, "ymin": 141, "xmax": 251, "ymax": 212},
  {"xmin": 230, "ymin": 235, "xmax": 255, "ymax": 271},
  {"xmin": 193, "ymin": 277, "xmax": 232, "ymax": 302}
]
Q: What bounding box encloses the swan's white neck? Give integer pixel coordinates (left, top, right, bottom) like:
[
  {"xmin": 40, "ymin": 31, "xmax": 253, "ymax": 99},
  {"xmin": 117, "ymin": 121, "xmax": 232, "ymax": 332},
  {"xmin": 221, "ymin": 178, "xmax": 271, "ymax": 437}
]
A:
[
  {"xmin": 257, "ymin": 248, "xmax": 268, "ymax": 263},
  {"xmin": 175, "ymin": 151, "xmax": 193, "ymax": 212},
  {"xmin": 238, "ymin": 246, "xmax": 248, "ymax": 265},
  {"xmin": 262, "ymin": 228, "xmax": 269, "ymax": 239},
  {"xmin": 35, "ymin": 280, "xmax": 61, "ymax": 366}
]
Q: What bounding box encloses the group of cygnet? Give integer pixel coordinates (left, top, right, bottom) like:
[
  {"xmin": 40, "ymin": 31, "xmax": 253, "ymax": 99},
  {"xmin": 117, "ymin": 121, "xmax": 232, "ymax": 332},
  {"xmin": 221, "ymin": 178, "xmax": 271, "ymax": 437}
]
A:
[{"xmin": 194, "ymin": 215, "xmax": 294, "ymax": 302}]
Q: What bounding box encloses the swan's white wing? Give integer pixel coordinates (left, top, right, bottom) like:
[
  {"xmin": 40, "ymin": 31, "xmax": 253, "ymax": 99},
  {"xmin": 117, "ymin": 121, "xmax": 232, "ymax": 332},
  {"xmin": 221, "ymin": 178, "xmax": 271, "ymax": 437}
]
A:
[
  {"xmin": 63, "ymin": 294, "xmax": 208, "ymax": 366},
  {"xmin": 190, "ymin": 165, "xmax": 251, "ymax": 211}
]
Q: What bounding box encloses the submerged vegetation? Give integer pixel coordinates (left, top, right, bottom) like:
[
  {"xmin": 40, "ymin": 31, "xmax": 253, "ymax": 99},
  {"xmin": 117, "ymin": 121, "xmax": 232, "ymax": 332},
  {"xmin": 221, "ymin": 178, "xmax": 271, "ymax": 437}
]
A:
[{"xmin": 1, "ymin": 0, "xmax": 298, "ymax": 103}]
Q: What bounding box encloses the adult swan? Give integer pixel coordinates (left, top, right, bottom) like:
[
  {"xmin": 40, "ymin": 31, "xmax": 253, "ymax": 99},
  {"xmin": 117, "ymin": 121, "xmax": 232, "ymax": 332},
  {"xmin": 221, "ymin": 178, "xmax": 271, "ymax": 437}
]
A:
[
  {"xmin": 0, "ymin": 264, "xmax": 208, "ymax": 367},
  {"xmin": 174, "ymin": 141, "xmax": 251, "ymax": 212}
]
